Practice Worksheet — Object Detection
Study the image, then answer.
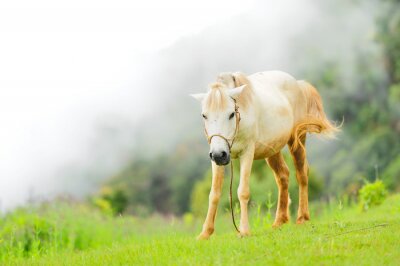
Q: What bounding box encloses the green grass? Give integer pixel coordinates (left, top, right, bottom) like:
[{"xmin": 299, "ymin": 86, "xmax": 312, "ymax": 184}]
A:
[{"xmin": 1, "ymin": 195, "xmax": 400, "ymax": 265}]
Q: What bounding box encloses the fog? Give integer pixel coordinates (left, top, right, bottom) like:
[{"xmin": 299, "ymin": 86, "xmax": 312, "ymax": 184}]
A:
[
  {"xmin": 0, "ymin": 0, "xmax": 252, "ymax": 210},
  {"xmin": 0, "ymin": 0, "xmax": 382, "ymax": 211}
]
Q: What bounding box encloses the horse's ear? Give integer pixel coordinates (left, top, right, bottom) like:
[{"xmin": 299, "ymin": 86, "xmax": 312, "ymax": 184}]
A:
[
  {"xmin": 227, "ymin": 85, "xmax": 246, "ymax": 100},
  {"xmin": 190, "ymin": 93, "xmax": 206, "ymax": 102}
]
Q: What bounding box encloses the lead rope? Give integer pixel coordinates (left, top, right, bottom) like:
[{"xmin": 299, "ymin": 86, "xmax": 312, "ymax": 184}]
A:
[
  {"xmin": 229, "ymin": 160, "xmax": 240, "ymax": 233},
  {"xmin": 230, "ymin": 75, "xmax": 240, "ymax": 234}
]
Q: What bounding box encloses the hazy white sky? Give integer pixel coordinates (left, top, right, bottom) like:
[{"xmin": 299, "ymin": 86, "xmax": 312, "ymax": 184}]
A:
[{"xmin": 0, "ymin": 0, "xmax": 254, "ymax": 210}]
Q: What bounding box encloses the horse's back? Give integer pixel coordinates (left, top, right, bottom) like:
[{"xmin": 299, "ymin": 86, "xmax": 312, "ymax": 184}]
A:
[
  {"xmin": 248, "ymin": 71, "xmax": 302, "ymax": 97},
  {"xmin": 248, "ymin": 71, "xmax": 307, "ymax": 123},
  {"xmin": 248, "ymin": 71, "xmax": 296, "ymax": 87}
]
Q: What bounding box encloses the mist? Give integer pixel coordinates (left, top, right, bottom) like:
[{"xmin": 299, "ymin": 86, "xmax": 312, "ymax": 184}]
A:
[
  {"xmin": 133, "ymin": 0, "xmax": 383, "ymax": 157},
  {"xmin": 0, "ymin": 0, "xmax": 384, "ymax": 211},
  {"xmin": 0, "ymin": 0, "xmax": 251, "ymax": 210}
]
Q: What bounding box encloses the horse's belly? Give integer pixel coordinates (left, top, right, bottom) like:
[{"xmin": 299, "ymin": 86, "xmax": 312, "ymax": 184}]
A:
[
  {"xmin": 253, "ymin": 135, "xmax": 290, "ymax": 160},
  {"xmin": 252, "ymin": 102, "xmax": 294, "ymax": 159}
]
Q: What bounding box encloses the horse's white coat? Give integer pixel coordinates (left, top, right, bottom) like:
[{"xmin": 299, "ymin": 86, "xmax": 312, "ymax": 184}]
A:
[{"xmin": 192, "ymin": 70, "xmax": 334, "ymax": 240}]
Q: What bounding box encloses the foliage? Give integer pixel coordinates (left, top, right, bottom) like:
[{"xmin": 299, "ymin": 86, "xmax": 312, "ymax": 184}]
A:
[
  {"xmin": 359, "ymin": 180, "xmax": 388, "ymax": 211},
  {"xmin": 289, "ymin": 0, "xmax": 400, "ymax": 202},
  {"xmin": 0, "ymin": 201, "xmax": 139, "ymax": 260},
  {"xmin": 382, "ymin": 155, "xmax": 400, "ymax": 191},
  {"xmin": 96, "ymin": 141, "xmax": 209, "ymax": 216},
  {"xmin": 93, "ymin": 186, "xmax": 128, "ymax": 215}
]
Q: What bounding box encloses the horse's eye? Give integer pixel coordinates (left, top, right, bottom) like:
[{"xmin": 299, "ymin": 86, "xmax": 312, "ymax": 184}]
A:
[
  {"xmin": 229, "ymin": 112, "xmax": 235, "ymax": 120},
  {"xmin": 202, "ymin": 114, "xmax": 207, "ymax": 119}
]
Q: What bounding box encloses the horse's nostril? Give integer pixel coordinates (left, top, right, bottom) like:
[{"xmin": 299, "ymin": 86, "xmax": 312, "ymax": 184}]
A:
[
  {"xmin": 209, "ymin": 152, "xmax": 213, "ymax": 159},
  {"xmin": 221, "ymin": 151, "xmax": 227, "ymax": 158}
]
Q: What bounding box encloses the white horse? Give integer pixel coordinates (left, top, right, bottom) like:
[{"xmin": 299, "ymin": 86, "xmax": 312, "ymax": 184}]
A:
[{"xmin": 191, "ymin": 71, "xmax": 338, "ymax": 239}]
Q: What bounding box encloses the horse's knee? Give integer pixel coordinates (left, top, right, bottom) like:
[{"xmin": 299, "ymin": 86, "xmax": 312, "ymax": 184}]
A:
[
  {"xmin": 238, "ymin": 192, "xmax": 250, "ymax": 203},
  {"xmin": 237, "ymin": 187, "xmax": 250, "ymax": 203}
]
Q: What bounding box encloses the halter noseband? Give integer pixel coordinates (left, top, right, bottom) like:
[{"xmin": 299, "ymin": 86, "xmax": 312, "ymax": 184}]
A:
[{"xmin": 203, "ymin": 98, "xmax": 241, "ymax": 152}]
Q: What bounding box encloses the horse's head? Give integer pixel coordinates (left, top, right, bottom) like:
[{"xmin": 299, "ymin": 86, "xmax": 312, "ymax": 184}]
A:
[{"xmin": 191, "ymin": 82, "xmax": 246, "ymax": 165}]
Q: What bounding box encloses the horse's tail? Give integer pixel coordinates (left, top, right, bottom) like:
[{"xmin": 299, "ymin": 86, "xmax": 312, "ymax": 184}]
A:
[{"xmin": 291, "ymin": 80, "xmax": 340, "ymax": 151}]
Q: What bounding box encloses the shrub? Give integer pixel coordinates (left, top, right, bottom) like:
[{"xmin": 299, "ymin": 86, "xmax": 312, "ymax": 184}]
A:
[
  {"xmin": 96, "ymin": 186, "xmax": 128, "ymax": 215},
  {"xmin": 0, "ymin": 202, "xmax": 137, "ymax": 260},
  {"xmin": 359, "ymin": 180, "xmax": 388, "ymax": 211}
]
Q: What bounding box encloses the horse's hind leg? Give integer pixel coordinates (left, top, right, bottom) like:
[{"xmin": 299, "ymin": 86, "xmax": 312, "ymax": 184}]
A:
[
  {"xmin": 267, "ymin": 152, "xmax": 290, "ymax": 227},
  {"xmin": 289, "ymin": 135, "xmax": 310, "ymax": 224}
]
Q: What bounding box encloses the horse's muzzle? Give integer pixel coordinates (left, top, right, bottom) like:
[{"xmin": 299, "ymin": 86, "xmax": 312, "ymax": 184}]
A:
[{"xmin": 210, "ymin": 150, "xmax": 230, "ymax": 165}]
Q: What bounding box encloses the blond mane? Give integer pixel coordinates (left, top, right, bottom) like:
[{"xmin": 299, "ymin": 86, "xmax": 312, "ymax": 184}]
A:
[
  {"xmin": 211, "ymin": 72, "xmax": 254, "ymax": 111},
  {"xmin": 232, "ymin": 72, "xmax": 253, "ymax": 110},
  {"xmin": 204, "ymin": 82, "xmax": 229, "ymax": 112}
]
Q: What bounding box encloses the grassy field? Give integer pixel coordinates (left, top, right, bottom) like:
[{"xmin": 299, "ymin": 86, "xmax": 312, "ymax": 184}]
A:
[{"xmin": 1, "ymin": 195, "xmax": 399, "ymax": 266}]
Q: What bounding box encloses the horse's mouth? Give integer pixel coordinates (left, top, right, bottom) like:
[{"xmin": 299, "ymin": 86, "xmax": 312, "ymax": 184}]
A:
[{"xmin": 213, "ymin": 157, "xmax": 230, "ymax": 166}]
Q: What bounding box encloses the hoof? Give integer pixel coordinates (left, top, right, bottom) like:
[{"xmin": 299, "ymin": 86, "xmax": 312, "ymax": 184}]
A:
[
  {"xmin": 272, "ymin": 218, "xmax": 289, "ymax": 228},
  {"xmin": 196, "ymin": 233, "xmax": 210, "ymax": 240},
  {"xmin": 238, "ymin": 230, "xmax": 251, "ymax": 238},
  {"xmin": 296, "ymin": 216, "xmax": 310, "ymax": 224}
]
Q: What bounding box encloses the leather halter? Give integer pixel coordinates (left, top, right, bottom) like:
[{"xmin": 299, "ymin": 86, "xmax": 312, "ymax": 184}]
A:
[{"xmin": 203, "ymin": 98, "xmax": 241, "ymax": 152}]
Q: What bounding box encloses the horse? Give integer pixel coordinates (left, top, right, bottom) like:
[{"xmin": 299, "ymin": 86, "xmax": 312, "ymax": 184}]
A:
[{"xmin": 191, "ymin": 71, "xmax": 338, "ymax": 240}]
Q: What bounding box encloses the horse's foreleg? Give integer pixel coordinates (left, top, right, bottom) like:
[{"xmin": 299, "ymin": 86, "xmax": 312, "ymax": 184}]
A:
[
  {"xmin": 197, "ymin": 162, "xmax": 224, "ymax": 240},
  {"xmin": 267, "ymin": 152, "xmax": 290, "ymax": 227},
  {"xmin": 289, "ymin": 136, "xmax": 310, "ymax": 224},
  {"xmin": 237, "ymin": 145, "xmax": 255, "ymax": 236}
]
